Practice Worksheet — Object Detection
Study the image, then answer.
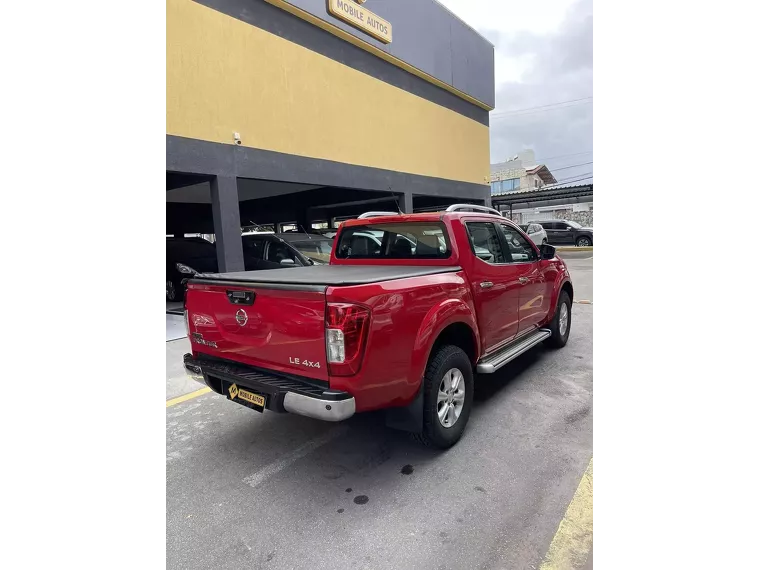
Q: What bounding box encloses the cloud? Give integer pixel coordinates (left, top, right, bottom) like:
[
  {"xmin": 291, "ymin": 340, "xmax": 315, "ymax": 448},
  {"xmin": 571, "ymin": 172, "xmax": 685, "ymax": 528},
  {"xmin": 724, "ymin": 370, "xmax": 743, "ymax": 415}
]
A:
[{"xmin": 438, "ymin": 0, "xmax": 593, "ymax": 181}]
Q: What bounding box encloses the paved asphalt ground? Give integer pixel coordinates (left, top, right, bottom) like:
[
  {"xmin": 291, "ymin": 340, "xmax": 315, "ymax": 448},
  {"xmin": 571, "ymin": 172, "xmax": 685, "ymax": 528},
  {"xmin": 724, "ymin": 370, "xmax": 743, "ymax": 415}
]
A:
[{"xmin": 166, "ymin": 254, "xmax": 593, "ymax": 569}]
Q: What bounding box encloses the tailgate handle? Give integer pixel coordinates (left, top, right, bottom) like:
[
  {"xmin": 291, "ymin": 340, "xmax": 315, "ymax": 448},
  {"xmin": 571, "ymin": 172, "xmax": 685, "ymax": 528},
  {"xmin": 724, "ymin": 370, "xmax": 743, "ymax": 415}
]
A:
[{"xmin": 226, "ymin": 290, "xmax": 255, "ymax": 305}]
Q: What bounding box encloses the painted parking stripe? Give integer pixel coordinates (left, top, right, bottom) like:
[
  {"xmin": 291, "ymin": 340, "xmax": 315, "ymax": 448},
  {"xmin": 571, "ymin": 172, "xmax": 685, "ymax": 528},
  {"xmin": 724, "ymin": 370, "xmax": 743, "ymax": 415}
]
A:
[
  {"xmin": 539, "ymin": 457, "xmax": 593, "ymax": 570},
  {"xmin": 166, "ymin": 387, "xmax": 211, "ymax": 408},
  {"xmin": 243, "ymin": 426, "xmax": 349, "ymax": 489},
  {"xmin": 574, "ymin": 300, "xmax": 593, "ymax": 305}
]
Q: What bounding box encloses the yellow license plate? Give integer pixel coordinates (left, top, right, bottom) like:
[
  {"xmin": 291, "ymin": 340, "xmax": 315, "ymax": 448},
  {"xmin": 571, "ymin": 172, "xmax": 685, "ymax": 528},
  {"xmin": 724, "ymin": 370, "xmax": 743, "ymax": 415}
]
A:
[{"xmin": 228, "ymin": 383, "xmax": 266, "ymax": 408}]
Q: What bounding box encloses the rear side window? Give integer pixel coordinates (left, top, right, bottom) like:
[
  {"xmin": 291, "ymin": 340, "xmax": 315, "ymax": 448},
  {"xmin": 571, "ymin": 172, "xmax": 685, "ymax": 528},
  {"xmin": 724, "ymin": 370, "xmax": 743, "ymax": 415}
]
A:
[{"xmin": 336, "ymin": 223, "xmax": 450, "ymax": 259}]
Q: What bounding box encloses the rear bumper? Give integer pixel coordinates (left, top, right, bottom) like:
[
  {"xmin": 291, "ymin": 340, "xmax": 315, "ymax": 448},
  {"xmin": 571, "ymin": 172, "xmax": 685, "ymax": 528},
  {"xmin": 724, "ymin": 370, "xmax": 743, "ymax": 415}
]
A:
[
  {"xmin": 184, "ymin": 358, "xmax": 205, "ymax": 384},
  {"xmin": 282, "ymin": 392, "xmax": 355, "ymax": 422},
  {"xmin": 183, "ymin": 353, "xmax": 355, "ymax": 422}
]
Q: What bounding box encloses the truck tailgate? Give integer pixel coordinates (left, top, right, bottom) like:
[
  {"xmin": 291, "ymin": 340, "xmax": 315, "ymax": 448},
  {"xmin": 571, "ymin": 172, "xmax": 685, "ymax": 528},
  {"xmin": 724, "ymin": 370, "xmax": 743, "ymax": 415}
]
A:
[
  {"xmin": 185, "ymin": 266, "xmax": 462, "ymax": 384},
  {"xmin": 184, "ymin": 282, "xmax": 328, "ymax": 382}
]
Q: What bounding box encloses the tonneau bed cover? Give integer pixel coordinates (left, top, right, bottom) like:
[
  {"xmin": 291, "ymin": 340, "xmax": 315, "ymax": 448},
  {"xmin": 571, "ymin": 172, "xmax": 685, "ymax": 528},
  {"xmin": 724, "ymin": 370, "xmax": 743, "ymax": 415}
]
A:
[{"xmin": 192, "ymin": 265, "xmax": 461, "ymax": 288}]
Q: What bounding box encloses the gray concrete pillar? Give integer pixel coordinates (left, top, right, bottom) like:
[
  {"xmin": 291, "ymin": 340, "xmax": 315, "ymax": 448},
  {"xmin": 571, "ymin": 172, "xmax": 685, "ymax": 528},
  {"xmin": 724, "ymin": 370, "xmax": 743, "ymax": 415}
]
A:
[
  {"xmin": 399, "ymin": 192, "xmax": 413, "ymax": 214},
  {"xmin": 210, "ymin": 176, "xmax": 245, "ymax": 273}
]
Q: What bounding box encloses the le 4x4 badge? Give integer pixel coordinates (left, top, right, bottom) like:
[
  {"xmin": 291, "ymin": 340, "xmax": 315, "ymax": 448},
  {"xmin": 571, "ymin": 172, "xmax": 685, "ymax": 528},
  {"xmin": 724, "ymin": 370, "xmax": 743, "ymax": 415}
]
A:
[
  {"xmin": 288, "ymin": 357, "xmax": 321, "ymax": 369},
  {"xmin": 228, "ymin": 384, "xmax": 239, "ymax": 400}
]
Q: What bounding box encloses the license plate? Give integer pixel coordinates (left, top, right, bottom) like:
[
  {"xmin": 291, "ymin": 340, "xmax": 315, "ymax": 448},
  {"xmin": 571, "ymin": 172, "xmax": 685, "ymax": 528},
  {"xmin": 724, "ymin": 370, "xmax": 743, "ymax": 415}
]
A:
[{"xmin": 228, "ymin": 383, "xmax": 266, "ymax": 411}]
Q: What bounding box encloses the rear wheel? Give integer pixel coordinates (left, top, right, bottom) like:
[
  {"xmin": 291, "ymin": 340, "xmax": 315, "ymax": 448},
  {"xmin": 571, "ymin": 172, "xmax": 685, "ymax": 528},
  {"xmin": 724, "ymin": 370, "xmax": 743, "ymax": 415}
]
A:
[
  {"xmin": 576, "ymin": 236, "xmax": 592, "ymax": 247},
  {"xmin": 413, "ymin": 345, "xmax": 474, "ymax": 449},
  {"xmin": 545, "ymin": 290, "xmax": 571, "ymax": 348}
]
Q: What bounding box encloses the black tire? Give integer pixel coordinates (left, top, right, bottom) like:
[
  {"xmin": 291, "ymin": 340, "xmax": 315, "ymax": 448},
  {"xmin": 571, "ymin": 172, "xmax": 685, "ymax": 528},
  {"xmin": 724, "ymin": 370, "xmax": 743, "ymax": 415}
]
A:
[
  {"xmin": 413, "ymin": 345, "xmax": 474, "ymax": 449},
  {"xmin": 166, "ymin": 279, "xmax": 183, "ymax": 302},
  {"xmin": 163, "ymin": 279, "xmax": 177, "ymax": 303},
  {"xmin": 576, "ymin": 236, "xmax": 592, "ymax": 247},
  {"xmin": 545, "ymin": 290, "xmax": 571, "ymax": 348}
]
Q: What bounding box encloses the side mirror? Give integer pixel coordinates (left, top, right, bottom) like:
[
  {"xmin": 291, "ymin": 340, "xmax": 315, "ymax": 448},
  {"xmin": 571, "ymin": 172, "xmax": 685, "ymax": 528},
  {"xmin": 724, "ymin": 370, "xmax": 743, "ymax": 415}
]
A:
[
  {"xmin": 540, "ymin": 243, "xmax": 556, "ymax": 259},
  {"xmin": 280, "ymin": 258, "xmax": 296, "ymax": 266},
  {"xmin": 175, "ymin": 263, "xmax": 198, "ymax": 276}
]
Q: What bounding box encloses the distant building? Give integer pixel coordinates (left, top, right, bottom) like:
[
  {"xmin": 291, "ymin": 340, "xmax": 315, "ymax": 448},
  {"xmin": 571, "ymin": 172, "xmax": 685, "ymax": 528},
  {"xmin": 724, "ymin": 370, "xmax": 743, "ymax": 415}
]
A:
[{"xmin": 489, "ymin": 150, "xmax": 557, "ymax": 195}]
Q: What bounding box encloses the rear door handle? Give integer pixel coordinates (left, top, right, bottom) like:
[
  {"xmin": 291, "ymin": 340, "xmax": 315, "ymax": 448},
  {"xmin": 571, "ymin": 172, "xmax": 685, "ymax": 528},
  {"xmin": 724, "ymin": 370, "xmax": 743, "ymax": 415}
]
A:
[
  {"xmin": 480, "ymin": 281, "xmax": 493, "ymax": 289},
  {"xmin": 519, "ymin": 277, "xmax": 529, "ymax": 284}
]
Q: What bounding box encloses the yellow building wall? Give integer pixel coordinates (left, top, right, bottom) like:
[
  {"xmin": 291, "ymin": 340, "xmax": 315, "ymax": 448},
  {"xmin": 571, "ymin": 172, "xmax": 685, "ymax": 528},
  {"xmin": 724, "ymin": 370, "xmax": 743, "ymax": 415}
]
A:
[{"xmin": 167, "ymin": 0, "xmax": 490, "ymax": 185}]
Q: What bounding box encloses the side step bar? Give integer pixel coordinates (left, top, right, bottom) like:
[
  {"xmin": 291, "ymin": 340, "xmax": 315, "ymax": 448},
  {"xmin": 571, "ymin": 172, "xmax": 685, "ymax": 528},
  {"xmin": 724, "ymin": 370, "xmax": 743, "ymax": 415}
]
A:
[{"xmin": 476, "ymin": 329, "xmax": 552, "ymax": 373}]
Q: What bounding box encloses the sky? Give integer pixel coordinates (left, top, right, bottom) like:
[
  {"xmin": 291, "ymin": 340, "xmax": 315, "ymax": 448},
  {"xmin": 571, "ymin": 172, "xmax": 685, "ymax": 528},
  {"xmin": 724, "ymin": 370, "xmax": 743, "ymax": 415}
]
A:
[{"xmin": 437, "ymin": 0, "xmax": 593, "ymax": 184}]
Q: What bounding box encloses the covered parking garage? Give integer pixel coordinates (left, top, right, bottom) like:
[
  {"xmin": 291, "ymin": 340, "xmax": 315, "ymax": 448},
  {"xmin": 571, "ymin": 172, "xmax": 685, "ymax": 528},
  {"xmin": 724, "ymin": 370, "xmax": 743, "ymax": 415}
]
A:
[
  {"xmin": 166, "ymin": 163, "xmax": 492, "ymax": 272},
  {"xmin": 167, "ymin": 0, "xmax": 495, "ymax": 272},
  {"xmin": 491, "ymin": 183, "xmax": 594, "ymax": 222}
]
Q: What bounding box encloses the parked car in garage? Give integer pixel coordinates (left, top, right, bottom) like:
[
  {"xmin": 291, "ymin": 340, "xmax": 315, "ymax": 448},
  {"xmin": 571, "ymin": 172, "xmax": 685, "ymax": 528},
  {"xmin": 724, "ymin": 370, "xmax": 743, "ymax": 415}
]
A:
[
  {"xmin": 168, "ymin": 236, "xmax": 302, "ymax": 302},
  {"xmin": 275, "ymin": 233, "xmax": 334, "ymax": 264},
  {"xmin": 534, "ymin": 220, "xmax": 593, "ymax": 246},
  {"xmin": 242, "ymin": 233, "xmax": 318, "ymax": 267},
  {"xmin": 183, "ymin": 205, "xmax": 573, "ymax": 448},
  {"xmin": 166, "ymin": 238, "xmax": 220, "ymax": 302},
  {"xmin": 519, "ymin": 223, "xmax": 548, "ymax": 246}
]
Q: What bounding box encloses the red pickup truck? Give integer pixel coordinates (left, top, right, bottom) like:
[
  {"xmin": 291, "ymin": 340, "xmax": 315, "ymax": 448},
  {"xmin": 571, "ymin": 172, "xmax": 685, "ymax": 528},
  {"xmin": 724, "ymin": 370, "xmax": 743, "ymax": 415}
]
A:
[{"xmin": 183, "ymin": 205, "xmax": 573, "ymax": 448}]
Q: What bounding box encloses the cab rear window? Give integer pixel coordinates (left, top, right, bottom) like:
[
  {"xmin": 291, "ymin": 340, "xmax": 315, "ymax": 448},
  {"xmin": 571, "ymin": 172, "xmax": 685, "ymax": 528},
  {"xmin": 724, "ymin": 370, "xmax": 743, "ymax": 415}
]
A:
[{"xmin": 336, "ymin": 223, "xmax": 451, "ymax": 259}]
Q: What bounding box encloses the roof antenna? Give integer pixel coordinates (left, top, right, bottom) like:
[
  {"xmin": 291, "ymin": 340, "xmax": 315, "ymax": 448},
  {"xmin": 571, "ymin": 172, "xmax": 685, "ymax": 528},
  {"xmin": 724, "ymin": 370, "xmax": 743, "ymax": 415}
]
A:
[
  {"xmin": 299, "ymin": 224, "xmax": 312, "ymax": 238},
  {"xmin": 394, "ymin": 195, "xmax": 402, "ymax": 214}
]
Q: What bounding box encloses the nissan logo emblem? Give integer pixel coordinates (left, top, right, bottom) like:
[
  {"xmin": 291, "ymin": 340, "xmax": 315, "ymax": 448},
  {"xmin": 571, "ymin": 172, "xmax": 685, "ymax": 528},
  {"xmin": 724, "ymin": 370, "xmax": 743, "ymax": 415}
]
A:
[{"xmin": 235, "ymin": 309, "xmax": 248, "ymax": 326}]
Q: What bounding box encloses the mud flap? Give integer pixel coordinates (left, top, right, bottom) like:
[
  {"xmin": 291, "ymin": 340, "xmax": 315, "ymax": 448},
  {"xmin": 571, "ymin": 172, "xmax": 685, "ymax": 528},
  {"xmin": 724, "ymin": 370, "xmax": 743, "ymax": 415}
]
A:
[{"xmin": 384, "ymin": 384, "xmax": 423, "ymax": 433}]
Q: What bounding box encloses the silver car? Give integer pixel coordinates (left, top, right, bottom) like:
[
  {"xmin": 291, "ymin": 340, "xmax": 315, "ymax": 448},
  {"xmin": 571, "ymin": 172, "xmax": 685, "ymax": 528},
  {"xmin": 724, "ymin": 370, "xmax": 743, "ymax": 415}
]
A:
[{"xmin": 519, "ymin": 223, "xmax": 548, "ymax": 246}]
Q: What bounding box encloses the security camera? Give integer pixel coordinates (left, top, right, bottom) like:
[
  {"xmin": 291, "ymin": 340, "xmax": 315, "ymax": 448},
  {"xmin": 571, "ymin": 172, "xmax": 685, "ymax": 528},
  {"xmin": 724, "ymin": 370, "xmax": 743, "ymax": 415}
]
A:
[{"xmin": 233, "ymin": 132, "xmax": 242, "ymax": 145}]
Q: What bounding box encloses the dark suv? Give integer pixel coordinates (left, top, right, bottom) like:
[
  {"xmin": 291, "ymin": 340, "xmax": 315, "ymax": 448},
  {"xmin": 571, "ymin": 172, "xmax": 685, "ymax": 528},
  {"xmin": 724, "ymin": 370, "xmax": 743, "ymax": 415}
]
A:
[{"xmin": 535, "ymin": 220, "xmax": 593, "ymax": 246}]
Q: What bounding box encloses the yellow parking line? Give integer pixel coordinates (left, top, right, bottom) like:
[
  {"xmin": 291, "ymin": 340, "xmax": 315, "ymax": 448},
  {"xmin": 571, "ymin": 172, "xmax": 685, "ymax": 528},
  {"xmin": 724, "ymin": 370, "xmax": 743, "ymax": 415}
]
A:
[
  {"xmin": 574, "ymin": 300, "xmax": 593, "ymax": 305},
  {"xmin": 166, "ymin": 387, "xmax": 211, "ymax": 408},
  {"xmin": 557, "ymin": 246, "xmax": 593, "ymax": 252},
  {"xmin": 539, "ymin": 457, "xmax": 593, "ymax": 570}
]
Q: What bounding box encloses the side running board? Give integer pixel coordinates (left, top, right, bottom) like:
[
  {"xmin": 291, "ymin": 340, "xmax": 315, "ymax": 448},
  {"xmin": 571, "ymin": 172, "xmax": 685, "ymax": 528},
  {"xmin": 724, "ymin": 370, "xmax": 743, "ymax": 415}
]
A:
[{"xmin": 476, "ymin": 329, "xmax": 552, "ymax": 373}]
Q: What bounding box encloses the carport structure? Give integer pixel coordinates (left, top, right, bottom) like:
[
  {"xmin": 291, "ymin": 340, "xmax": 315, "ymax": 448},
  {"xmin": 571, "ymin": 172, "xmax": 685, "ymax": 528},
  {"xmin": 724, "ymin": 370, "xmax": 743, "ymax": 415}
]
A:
[
  {"xmin": 491, "ymin": 183, "xmax": 594, "ymax": 219},
  {"xmin": 167, "ymin": 152, "xmax": 491, "ymax": 272}
]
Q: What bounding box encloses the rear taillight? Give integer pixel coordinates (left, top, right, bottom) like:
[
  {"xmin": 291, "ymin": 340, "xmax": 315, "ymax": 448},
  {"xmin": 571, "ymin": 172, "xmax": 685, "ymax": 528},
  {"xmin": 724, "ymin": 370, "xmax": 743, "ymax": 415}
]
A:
[{"xmin": 326, "ymin": 303, "xmax": 371, "ymax": 376}]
